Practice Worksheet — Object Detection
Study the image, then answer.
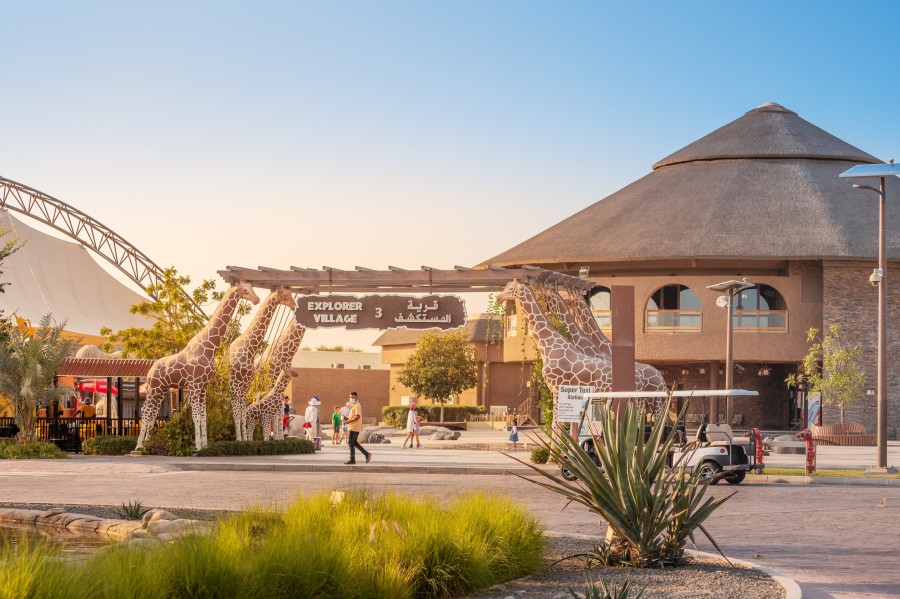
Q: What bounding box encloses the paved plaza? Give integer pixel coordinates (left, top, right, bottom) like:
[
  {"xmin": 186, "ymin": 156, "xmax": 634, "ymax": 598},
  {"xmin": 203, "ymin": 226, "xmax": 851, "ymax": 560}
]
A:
[{"xmin": 3, "ymin": 437, "xmax": 900, "ymax": 598}]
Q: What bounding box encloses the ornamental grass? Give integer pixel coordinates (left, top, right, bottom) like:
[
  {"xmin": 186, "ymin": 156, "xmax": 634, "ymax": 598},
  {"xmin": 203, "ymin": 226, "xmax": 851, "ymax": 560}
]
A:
[{"xmin": 0, "ymin": 491, "xmax": 543, "ymax": 599}]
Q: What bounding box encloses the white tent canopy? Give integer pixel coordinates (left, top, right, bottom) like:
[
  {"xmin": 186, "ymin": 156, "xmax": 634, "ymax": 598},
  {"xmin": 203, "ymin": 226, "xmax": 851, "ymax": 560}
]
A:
[{"xmin": 0, "ymin": 210, "xmax": 152, "ymax": 337}]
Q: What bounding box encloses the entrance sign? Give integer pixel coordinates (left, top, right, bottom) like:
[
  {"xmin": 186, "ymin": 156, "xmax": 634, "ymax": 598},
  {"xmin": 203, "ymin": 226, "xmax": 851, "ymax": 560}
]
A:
[
  {"xmin": 557, "ymin": 385, "xmax": 596, "ymax": 423},
  {"xmin": 296, "ymin": 294, "xmax": 467, "ymax": 331}
]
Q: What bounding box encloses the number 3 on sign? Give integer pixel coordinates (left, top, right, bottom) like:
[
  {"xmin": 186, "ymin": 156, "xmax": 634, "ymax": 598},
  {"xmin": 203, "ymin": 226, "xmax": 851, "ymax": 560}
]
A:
[{"xmin": 375, "ymin": 307, "xmax": 382, "ymax": 318}]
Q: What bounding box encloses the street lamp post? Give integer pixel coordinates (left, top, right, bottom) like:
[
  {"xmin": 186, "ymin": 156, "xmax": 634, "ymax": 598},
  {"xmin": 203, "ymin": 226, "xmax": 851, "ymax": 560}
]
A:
[
  {"xmin": 840, "ymin": 161, "xmax": 900, "ymax": 473},
  {"xmin": 707, "ymin": 279, "xmax": 755, "ymax": 425}
]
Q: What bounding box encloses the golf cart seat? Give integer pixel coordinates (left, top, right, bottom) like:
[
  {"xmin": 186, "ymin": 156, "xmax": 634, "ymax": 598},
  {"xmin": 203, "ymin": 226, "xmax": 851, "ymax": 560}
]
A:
[{"xmin": 695, "ymin": 423, "xmax": 734, "ymax": 444}]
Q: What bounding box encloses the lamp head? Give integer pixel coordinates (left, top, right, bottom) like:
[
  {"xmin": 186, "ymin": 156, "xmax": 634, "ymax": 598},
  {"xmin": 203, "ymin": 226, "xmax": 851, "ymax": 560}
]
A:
[{"xmin": 870, "ymin": 268, "xmax": 884, "ymax": 286}]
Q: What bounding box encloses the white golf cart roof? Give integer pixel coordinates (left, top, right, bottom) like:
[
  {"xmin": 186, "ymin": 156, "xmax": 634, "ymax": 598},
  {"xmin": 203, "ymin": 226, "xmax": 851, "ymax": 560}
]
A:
[{"xmin": 583, "ymin": 389, "xmax": 759, "ymax": 402}]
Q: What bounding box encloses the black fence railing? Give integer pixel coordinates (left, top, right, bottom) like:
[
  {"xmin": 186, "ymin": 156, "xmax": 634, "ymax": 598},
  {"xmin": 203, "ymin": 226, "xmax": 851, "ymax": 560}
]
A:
[{"xmin": 0, "ymin": 415, "xmax": 168, "ymax": 452}]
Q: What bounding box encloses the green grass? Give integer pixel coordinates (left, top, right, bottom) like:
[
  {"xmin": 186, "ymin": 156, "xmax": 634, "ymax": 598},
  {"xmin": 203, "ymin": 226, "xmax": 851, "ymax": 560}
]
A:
[
  {"xmin": 0, "ymin": 491, "xmax": 544, "ymax": 599},
  {"xmin": 752, "ymin": 467, "xmax": 900, "ymax": 479},
  {"xmin": 0, "ymin": 440, "xmax": 68, "ymax": 459}
]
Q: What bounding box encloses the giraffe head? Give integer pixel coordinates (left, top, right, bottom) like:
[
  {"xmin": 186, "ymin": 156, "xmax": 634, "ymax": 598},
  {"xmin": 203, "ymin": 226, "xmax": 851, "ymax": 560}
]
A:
[
  {"xmin": 275, "ymin": 286, "xmax": 296, "ymax": 310},
  {"xmin": 238, "ymin": 281, "xmax": 261, "ymax": 305},
  {"xmin": 497, "ymin": 280, "xmax": 525, "ymax": 304}
]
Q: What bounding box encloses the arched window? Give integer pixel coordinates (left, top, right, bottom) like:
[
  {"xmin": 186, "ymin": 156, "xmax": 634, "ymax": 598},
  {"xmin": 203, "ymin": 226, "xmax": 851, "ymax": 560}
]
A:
[
  {"xmin": 734, "ymin": 284, "xmax": 788, "ymax": 331},
  {"xmin": 588, "ymin": 286, "xmax": 612, "ymax": 332},
  {"xmin": 646, "ymin": 284, "xmax": 702, "ymax": 332}
]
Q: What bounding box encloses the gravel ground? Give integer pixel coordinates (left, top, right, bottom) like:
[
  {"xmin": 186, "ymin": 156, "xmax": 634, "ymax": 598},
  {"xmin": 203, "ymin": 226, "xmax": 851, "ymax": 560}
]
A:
[
  {"xmin": 0, "ymin": 502, "xmax": 232, "ymax": 522},
  {"xmin": 471, "ymin": 536, "xmax": 785, "ymax": 599}
]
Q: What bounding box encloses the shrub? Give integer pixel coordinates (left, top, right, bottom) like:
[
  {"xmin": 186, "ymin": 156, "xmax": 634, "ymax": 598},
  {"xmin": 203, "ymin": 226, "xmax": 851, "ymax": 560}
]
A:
[
  {"xmin": 518, "ymin": 399, "xmax": 733, "ymax": 568},
  {"xmin": 0, "ymin": 440, "xmax": 68, "ymax": 459},
  {"xmin": 117, "ymin": 499, "xmax": 150, "ymax": 520},
  {"xmin": 81, "ymin": 436, "xmax": 138, "ymax": 456},
  {"xmin": 382, "ymin": 406, "xmax": 429, "ymax": 428},
  {"xmin": 0, "ymin": 491, "xmax": 544, "ymax": 599},
  {"xmin": 195, "ymin": 438, "xmax": 314, "ymax": 457},
  {"xmin": 530, "ymin": 446, "xmax": 550, "ymax": 464},
  {"xmin": 383, "ymin": 405, "xmax": 485, "ymax": 427}
]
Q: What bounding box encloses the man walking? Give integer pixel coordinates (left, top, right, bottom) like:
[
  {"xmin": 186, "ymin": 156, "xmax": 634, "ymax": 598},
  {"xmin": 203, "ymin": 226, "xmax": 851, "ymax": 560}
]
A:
[{"xmin": 344, "ymin": 391, "xmax": 371, "ymax": 464}]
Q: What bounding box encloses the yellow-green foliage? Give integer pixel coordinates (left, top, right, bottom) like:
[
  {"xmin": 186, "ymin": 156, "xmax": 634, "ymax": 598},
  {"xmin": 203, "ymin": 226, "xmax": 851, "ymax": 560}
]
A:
[
  {"xmin": 0, "ymin": 440, "xmax": 67, "ymax": 460},
  {"xmin": 0, "ymin": 491, "xmax": 544, "ymax": 599}
]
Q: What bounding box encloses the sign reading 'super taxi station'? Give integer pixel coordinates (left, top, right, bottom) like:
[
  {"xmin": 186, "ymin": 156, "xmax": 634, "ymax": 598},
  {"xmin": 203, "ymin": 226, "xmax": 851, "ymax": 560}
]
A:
[{"xmin": 296, "ymin": 295, "xmax": 467, "ymax": 331}]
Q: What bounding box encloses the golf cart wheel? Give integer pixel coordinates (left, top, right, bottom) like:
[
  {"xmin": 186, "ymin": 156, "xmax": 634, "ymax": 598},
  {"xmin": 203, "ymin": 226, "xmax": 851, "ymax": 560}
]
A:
[
  {"xmin": 698, "ymin": 461, "xmax": 722, "ymax": 485},
  {"xmin": 725, "ymin": 470, "xmax": 746, "ymax": 485},
  {"xmin": 560, "ymin": 464, "xmax": 577, "ymax": 481}
]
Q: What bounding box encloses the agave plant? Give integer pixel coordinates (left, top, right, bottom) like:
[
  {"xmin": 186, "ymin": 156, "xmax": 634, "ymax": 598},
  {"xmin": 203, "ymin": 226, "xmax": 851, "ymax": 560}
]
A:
[
  {"xmin": 516, "ymin": 398, "xmax": 733, "ymax": 567},
  {"xmin": 117, "ymin": 499, "xmax": 151, "ymax": 521},
  {"xmin": 570, "ymin": 578, "xmax": 644, "ymax": 599}
]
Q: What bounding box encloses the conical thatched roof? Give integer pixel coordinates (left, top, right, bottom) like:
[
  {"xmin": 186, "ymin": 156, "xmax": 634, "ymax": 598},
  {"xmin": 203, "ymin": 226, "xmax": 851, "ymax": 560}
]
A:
[{"xmin": 481, "ymin": 103, "xmax": 899, "ymax": 267}]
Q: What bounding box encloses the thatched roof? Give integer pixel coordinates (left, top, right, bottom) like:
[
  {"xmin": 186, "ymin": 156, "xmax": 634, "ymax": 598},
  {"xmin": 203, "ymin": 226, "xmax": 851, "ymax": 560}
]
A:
[{"xmin": 481, "ymin": 103, "xmax": 899, "ymax": 267}]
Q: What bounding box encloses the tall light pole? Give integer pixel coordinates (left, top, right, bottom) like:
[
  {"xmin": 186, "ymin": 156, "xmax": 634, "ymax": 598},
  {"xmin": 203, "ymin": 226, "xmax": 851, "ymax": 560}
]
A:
[
  {"xmin": 840, "ymin": 161, "xmax": 899, "ymax": 473},
  {"xmin": 707, "ymin": 279, "xmax": 755, "ymax": 425}
]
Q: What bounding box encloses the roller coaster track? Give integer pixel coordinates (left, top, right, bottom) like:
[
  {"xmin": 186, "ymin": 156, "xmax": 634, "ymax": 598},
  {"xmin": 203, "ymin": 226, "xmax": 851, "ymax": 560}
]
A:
[{"xmin": 0, "ymin": 175, "xmax": 206, "ymax": 317}]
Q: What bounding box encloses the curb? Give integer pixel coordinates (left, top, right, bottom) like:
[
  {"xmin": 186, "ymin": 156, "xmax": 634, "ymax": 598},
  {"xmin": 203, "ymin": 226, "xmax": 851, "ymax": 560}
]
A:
[
  {"xmin": 746, "ymin": 474, "xmax": 900, "ymax": 487},
  {"xmin": 173, "ymin": 462, "xmax": 538, "ymax": 476},
  {"xmin": 544, "ymin": 531, "xmax": 802, "ymax": 599}
]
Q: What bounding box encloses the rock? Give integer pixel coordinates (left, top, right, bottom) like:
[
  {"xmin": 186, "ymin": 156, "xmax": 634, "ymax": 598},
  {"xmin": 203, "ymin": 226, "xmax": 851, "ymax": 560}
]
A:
[
  {"xmin": 0, "ymin": 508, "xmax": 40, "ymax": 525},
  {"xmin": 65, "ymin": 517, "xmax": 103, "ymax": 532},
  {"xmin": 38, "ymin": 507, "xmax": 66, "ymax": 519},
  {"xmin": 141, "ymin": 509, "xmax": 178, "ymax": 528},
  {"xmin": 128, "ymin": 530, "xmax": 151, "ymax": 539}
]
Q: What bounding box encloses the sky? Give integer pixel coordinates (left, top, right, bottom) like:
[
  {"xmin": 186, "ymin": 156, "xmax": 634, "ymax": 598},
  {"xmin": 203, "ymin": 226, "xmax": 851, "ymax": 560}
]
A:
[{"xmin": 2, "ymin": 1, "xmax": 899, "ymax": 351}]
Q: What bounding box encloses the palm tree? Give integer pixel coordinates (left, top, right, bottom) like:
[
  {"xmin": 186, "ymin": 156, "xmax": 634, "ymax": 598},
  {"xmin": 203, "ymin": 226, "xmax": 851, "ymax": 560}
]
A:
[{"xmin": 0, "ymin": 314, "xmax": 75, "ymax": 442}]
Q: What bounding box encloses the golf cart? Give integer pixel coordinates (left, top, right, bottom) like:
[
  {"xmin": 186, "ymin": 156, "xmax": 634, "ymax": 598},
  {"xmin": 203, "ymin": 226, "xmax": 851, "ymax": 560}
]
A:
[{"xmin": 560, "ymin": 390, "xmax": 765, "ymax": 485}]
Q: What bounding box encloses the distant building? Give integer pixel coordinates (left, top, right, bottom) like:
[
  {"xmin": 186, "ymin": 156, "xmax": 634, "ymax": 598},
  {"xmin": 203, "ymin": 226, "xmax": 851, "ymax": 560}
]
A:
[{"xmin": 289, "ymin": 351, "xmax": 389, "ymax": 423}]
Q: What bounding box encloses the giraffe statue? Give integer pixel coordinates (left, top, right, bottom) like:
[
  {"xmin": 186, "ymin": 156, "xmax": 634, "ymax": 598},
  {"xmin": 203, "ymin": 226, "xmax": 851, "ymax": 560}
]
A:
[
  {"xmin": 244, "ymin": 319, "xmax": 306, "ymax": 440},
  {"xmin": 135, "ymin": 282, "xmax": 261, "ymax": 452},
  {"xmin": 228, "ymin": 287, "xmax": 296, "ymax": 441},
  {"xmin": 246, "ymin": 367, "xmax": 297, "ymax": 440},
  {"xmin": 562, "ymin": 284, "xmax": 666, "ymax": 391},
  {"xmin": 536, "ymin": 283, "xmax": 666, "ymax": 392}
]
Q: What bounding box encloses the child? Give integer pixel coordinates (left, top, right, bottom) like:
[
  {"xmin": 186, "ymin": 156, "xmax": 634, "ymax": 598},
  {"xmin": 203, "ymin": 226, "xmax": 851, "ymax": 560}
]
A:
[
  {"xmin": 332, "ymin": 406, "xmax": 342, "ymax": 444},
  {"xmin": 509, "ymin": 423, "xmax": 519, "ymax": 452}
]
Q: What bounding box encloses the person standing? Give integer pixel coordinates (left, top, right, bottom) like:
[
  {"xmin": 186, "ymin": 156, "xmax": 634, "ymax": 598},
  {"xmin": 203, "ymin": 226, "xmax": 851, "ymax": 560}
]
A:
[
  {"xmin": 339, "ymin": 402, "xmax": 350, "ymax": 443},
  {"xmin": 331, "ymin": 405, "xmax": 342, "ymax": 444},
  {"xmin": 344, "ymin": 391, "xmax": 371, "ymax": 464},
  {"xmin": 509, "ymin": 423, "xmax": 519, "ymax": 452},
  {"xmin": 401, "ymin": 403, "xmax": 422, "ymax": 449},
  {"xmin": 304, "ymin": 397, "xmax": 321, "ymax": 444}
]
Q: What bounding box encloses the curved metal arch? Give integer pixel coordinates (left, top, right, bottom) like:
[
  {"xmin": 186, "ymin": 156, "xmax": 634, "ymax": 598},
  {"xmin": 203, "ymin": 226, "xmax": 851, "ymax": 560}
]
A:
[{"xmin": 0, "ymin": 175, "xmax": 206, "ymax": 317}]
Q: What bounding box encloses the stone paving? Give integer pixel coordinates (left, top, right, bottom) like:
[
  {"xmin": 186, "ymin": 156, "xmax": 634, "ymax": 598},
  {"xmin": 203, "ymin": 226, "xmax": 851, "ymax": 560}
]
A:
[{"xmin": 2, "ymin": 442, "xmax": 899, "ymax": 598}]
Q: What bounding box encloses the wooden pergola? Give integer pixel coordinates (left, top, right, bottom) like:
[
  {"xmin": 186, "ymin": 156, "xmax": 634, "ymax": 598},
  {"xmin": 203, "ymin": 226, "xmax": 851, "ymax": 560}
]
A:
[{"xmin": 217, "ymin": 265, "xmax": 594, "ymax": 294}]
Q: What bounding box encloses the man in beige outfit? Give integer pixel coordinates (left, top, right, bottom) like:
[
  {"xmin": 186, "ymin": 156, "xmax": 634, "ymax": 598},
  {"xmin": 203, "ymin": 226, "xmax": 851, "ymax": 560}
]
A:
[{"xmin": 344, "ymin": 391, "xmax": 371, "ymax": 464}]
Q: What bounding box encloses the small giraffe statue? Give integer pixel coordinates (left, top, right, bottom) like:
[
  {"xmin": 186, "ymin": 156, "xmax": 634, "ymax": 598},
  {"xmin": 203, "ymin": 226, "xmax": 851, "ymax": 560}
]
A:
[
  {"xmin": 135, "ymin": 282, "xmax": 261, "ymax": 452},
  {"xmin": 247, "ymin": 368, "xmax": 298, "ymax": 440},
  {"xmin": 244, "ymin": 319, "xmax": 306, "ymax": 440},
  {"xmin": 228, "ymin": 287, "xmax": 296, "ymax": 441}
]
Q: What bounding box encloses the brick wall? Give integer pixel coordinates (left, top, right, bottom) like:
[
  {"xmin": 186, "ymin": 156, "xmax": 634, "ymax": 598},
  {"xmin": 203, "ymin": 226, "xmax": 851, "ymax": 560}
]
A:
[
  {"xmin": 289, "ymin": 368, "xmax": 389, "ymax": 423},
  {"xmin": 823, "ymin": 260, "xmax": 897, "ymax": 438}
]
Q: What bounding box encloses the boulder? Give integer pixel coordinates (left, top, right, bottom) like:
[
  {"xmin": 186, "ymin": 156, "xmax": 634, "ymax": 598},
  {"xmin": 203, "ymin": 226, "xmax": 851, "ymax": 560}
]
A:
[{"xmin": 141, "ymin": 509, "xmax": 178, "ymax": 528}]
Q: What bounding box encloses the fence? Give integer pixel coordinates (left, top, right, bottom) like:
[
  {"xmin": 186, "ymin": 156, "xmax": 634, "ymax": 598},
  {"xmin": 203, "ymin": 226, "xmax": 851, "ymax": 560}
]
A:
[{"xmin": 0, "ymin": 415, "xmax": 168, "ymax": 452}]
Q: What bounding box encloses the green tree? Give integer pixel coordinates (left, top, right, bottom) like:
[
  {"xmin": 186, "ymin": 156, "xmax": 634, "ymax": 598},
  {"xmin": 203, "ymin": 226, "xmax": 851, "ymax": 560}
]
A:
[
  {"xmin": 0, "ymin": 314, "xmax": 75, "ymax": 442},
  {"xmin": 101, "ymin": 267, "xmax": 224, "ymax": 359},
  {"xmin": 396, "ymin": 330, "xmax": 477, "ymax": 422},
  {"xmin": 786, "ymin": 325, "xmax": 865, "ymax": 424},
  {"xmin": 312, "ymin": 345, "xmax": 361, "ymax": 352}
]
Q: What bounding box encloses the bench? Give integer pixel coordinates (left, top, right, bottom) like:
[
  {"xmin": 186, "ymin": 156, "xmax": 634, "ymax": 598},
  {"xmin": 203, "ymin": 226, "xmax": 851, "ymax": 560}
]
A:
[{"xmin": 810, "ymin": 422, "xmax": 877, "ymax": 447}]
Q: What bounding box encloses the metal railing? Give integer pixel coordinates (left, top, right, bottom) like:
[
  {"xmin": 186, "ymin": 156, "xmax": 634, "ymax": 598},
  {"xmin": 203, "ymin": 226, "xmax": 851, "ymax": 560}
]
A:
[
  {"xmin": 592, "ymin": 310, "xmax": 612, "ymax": 333},
  {"xmin": 646, "ymin": 309, "xmax": 703, "ymax": 332},
  {"xmin": 733, "ymin": 310, "xmax": 788, "ymax": 331},
  {"xmin": 0, "ymin": 415, "xmax": 168, "ymax": 452}
]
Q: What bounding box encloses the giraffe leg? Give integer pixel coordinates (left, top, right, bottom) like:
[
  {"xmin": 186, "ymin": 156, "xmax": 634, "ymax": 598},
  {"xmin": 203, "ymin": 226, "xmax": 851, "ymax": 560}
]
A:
[
  {"xmin": 274, "ymin": 412, "xmax": 284, "ymax": 441},
  {"xmin": 135, "ymin": 391, "xmax": 163, "ymax": 450},
  {"xmin": 187, "ymin": 387, "xmax": 209, "ymax": 451}
]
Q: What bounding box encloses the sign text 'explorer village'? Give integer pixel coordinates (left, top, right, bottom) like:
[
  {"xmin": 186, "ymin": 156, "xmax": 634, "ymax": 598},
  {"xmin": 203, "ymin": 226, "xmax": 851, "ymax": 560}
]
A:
[{"xmin": 295, "ymin": 295, "xmax": 467, "ymax": 331}]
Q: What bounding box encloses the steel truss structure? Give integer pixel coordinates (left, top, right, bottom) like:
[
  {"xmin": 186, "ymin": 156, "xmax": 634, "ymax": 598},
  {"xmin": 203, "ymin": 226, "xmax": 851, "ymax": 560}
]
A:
[{"xmin": 0, "ymin": 175, "xmax": 205, "ymax": 317}]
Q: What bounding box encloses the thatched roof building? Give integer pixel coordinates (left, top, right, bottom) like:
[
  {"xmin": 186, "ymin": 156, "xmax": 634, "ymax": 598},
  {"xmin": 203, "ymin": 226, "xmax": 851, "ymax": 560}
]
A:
[{"xmin": 481, "ymin": 103, "xmax": 898, "ymax": 270}]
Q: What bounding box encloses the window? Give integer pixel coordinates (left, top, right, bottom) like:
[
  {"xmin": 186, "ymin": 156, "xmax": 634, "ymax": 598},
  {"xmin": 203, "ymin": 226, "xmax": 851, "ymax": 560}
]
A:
[
  {"xmin": 734, "ymin": 284, "xmax": 787, "ymax": 331},
  {"xmin": 646, "ymin": 285, "xmax": 702, "ymax": 331},
  {"xmin": 588, "ymin": 286, "xmax": 612, "ymax": 332}
]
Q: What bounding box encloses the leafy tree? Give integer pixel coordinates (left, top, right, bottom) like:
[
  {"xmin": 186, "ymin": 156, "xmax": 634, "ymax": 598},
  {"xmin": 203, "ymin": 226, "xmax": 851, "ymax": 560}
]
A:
[
  {"xmin": 396, "ymin": 330, "xmax": 477, "ymax": 422},
  {"xmin": 101, "ymin": 267, "xmax": 225, "ymax": 359},
  {"xmin": 0, "ymin": 314, "xmax": 75, "ymax": 442},
  {"xmin": 786, "ymin": 325, "xmax": 865, "ymax": 424},
  {"xmin": 0, "ymin": 226, "xmax": 23, "ymax": 299},
  {"xmin": 312, "ymin": 345, "xmax": 361, "ymax": 352}
]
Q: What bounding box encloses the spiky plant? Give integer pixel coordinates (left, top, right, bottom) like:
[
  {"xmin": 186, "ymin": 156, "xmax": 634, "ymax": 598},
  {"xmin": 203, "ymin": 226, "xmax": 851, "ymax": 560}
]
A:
[
  {"xmin": 117, "ymin": 499, "xmax": 151, "ymax": 520},
  {"xmin": 570, "ymin": 578, "xmax": 645, "ymax": 599}
]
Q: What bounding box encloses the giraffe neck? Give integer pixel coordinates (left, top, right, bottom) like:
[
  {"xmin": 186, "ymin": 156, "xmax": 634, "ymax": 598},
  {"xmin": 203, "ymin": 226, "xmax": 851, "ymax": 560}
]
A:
[
  {"xmin": 570, "ymin": 291, "xmax": 612, "ymax": 351},
  {"xmin": 235, "ymin": 292, "xmax": 281, "ymax": 351},
  {"xmin": 188, "ymin": 286, "xmax": 241, "ymax": 352},
  {"xmin": 517, "ymin": 285, "xmax": 571, "ymax": 361},
  {"xmin": 266, "ymin": 322, "xmax": 306, "ymax": 374},
  {"xmin": 269, "ymin": 370, "xmax": 292, "ymax": 398}
]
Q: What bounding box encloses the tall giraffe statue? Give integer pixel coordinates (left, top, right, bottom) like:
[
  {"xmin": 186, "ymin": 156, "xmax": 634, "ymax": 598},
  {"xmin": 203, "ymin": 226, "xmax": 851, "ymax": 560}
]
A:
[
  {"xmin": 135, "ymin": 282, "xmax": 260, "ymax": 451},
  {"xmin": 557, "ymin": 285, "xmax": 666, "ymax": 391},
  {"xmin": 245, "ymin": 319, "xmax": 306, "ymax": 440},
  {"xmin": 228, "ymin": 287, "xmax": 296, "ymax": 441}
]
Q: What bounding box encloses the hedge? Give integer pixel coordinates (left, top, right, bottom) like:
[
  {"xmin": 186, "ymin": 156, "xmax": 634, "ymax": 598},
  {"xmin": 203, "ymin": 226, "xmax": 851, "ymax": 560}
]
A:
[
  {"xmin": 382, "ymin": 405, "xmax": 485, "ymax": 428},
  {"xmin": 81, "ymin": 436, "xmax": 138, "ymax": 455},
  {"xmin": 530, "ymin": 446, "xmax": 550, "ymax": 464},
  {"xmin": 195, "ymin": 438, "xmax": 315, "ymax": 457},
  {"xmin": 0, "ymin": 440, "xmax": 68, "ymax": 459}
]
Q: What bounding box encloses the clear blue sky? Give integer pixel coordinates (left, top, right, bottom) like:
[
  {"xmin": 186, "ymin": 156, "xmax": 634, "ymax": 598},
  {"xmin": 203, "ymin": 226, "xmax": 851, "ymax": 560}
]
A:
[{"xmin": 2, "ymin": 1, "xmax": 898, "ymax": 349}]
